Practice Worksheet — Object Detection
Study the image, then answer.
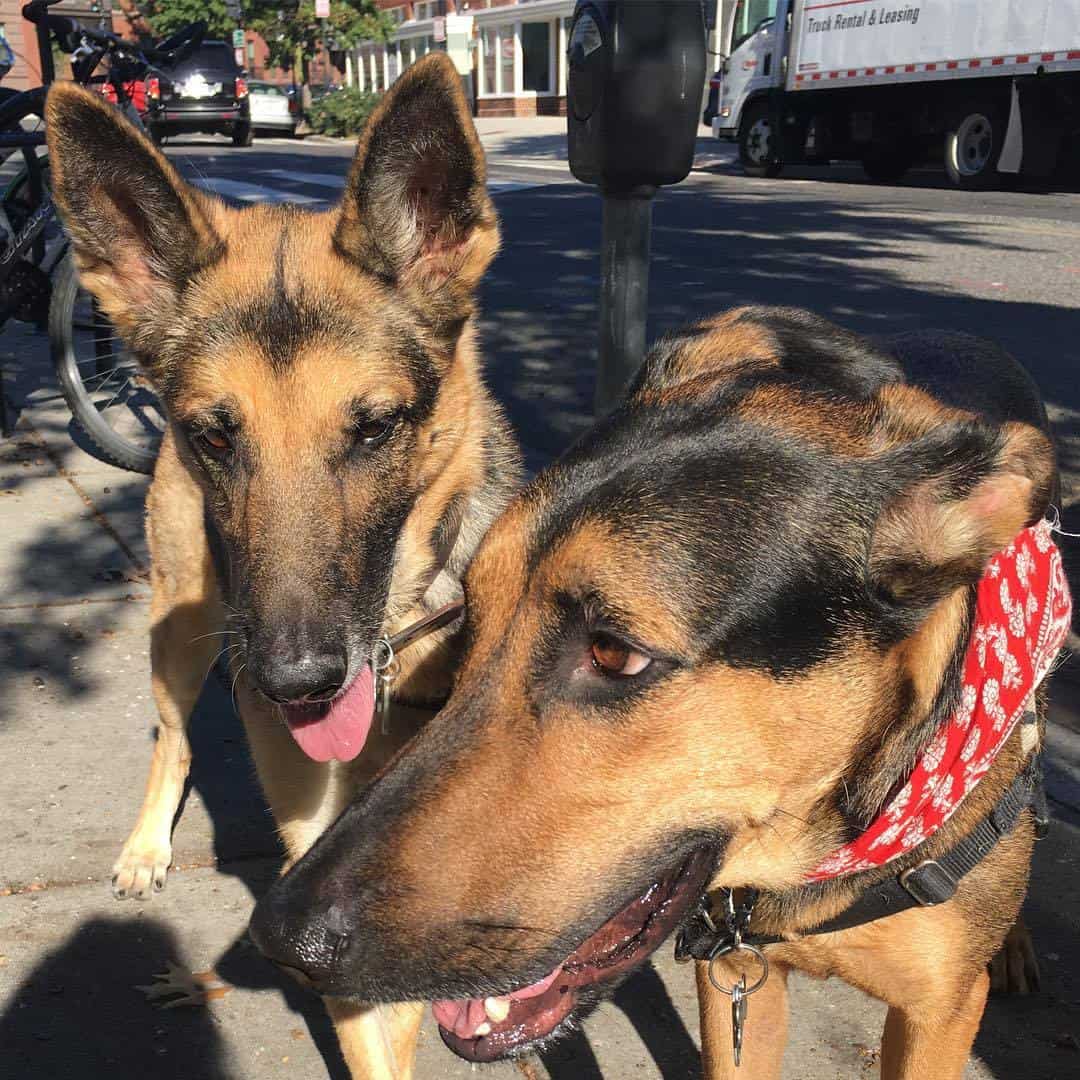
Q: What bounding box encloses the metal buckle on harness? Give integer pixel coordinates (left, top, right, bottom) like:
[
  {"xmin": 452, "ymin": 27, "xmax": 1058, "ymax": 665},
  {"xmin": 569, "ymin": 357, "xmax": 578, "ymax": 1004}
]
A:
[{"xmin": 898, "ymin": 859, "xmax": 958, "ymax": 906}]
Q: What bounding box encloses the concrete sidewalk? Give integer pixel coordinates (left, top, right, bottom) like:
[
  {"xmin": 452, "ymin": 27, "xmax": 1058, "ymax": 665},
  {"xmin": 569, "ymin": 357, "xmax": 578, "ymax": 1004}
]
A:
[{"xmin": 1, "ymin": 150, "xmax": 1079, "ymax": 1078}]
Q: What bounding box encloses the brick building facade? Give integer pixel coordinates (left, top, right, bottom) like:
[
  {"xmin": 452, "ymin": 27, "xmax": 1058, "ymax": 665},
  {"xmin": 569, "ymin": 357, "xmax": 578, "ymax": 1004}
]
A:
[
  {"xmin": 0, "ymin": 0, "xmax": 114, "ymax": 90},
  {"xmin": 362, "ymin": 0, "xmax": 573, "ymax": 117},
  {"xmin": 1, "ymin": 0, "xmax": 722, "ymax": 118}
]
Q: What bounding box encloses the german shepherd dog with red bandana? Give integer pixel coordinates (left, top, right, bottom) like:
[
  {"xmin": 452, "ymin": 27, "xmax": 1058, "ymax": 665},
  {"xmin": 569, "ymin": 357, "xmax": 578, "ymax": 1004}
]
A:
[
  {"xmin": 250, "ymin": 307, "xmax": 1060, "ymax": 1078},
  {"xmin": 46, "ymin": 55, "xmax": 520, "ymax": 1077}
]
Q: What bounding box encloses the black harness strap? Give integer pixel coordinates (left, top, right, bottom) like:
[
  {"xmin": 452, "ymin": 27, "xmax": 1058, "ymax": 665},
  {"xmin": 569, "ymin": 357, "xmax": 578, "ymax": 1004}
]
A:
[{"xmin": 676, "ymin": 735, "xmax": 1046, "ymax": 963}]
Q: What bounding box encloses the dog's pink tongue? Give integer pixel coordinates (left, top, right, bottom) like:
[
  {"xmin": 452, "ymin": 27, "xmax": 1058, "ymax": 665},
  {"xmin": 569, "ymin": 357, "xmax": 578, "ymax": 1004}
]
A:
[
  {"xmin": 283, "ymin": 665, "xmax": 374, "ymax": 763},
  {"xmin": 431, "ymin": 967, "xmax": 562, "ymax": 1040}
]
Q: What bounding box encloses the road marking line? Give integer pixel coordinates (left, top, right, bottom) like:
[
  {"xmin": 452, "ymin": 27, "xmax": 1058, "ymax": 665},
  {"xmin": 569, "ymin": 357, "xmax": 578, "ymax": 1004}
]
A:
[
  {"xmin": 485, "ymin": 158, "xmax": 569, "ymax": 172},
  {"xmin": 192, "ymin": 177, "xmax": 324, "ymax": 203},
  {"xmin": 263, "ymin": 169, "xmax": 348, "ymax": 189},
  {"xmin": 488, "ymin": 181, "xmax": 538, "ymax": 194},
  {"xmin": 195, "ymin": 173, "xmax": 538, "ymax": 203}
]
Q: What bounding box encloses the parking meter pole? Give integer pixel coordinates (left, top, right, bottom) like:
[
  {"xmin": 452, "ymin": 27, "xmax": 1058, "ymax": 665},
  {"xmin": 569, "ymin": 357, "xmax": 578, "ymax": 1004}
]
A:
[
  {"xmin": 566, "ymin": 1, "xmax": 707, "ymax": 416},
  {"xmin": 597, "ymin": 189, "xmax": 654, "ymax": 414}
]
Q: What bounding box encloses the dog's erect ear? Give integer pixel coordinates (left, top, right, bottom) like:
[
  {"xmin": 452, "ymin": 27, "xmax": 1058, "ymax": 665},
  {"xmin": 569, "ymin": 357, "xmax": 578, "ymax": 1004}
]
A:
[
  {"xmin": 46, "ymin": 83, "xmax": 223, "ymax": 347},
  {"xmin": 869, "ymin": 420, "xmax": 1055, "ymax": 608},
  {"xmin": 334, "ymin": 53, "xmax": 498, "ymax": 331}
]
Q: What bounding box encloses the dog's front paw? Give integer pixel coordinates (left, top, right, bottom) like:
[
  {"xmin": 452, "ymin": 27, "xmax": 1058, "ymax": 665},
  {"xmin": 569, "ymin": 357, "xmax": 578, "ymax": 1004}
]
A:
[
  {"xmin": 989, "ymin": 916, "xmax": 1040, "ymax": 994},
  {"xmin": 111, "ymin": 840, "xmax": 172, "ymax": 900}
]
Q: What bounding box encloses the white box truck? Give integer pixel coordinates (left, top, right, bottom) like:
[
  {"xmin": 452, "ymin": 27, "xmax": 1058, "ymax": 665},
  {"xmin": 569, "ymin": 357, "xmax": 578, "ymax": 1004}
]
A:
[{"xmin": 710, "ymin": 0, "xmax": 1080, "ymax": 187}]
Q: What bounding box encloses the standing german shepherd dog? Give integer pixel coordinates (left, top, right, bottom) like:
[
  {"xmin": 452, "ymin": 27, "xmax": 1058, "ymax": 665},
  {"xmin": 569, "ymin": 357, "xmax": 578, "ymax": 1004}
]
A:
[
  {"xmin": 46, "ymin": 55, "xmax": 520, "ymax": 1076},
  {"xmin": 251, "ymin": 307, "xmax": 1066, "ymax": 1078}
]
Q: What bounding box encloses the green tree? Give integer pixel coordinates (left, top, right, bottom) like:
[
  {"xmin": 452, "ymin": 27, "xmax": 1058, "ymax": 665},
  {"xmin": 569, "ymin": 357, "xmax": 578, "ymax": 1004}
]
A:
[
  {"xmin": 141, "ymin": 0, "xmax": 237, "ymax": 41},
  {"xmin": 247, "ymin": 1, "xmax": 393, "ymax": 77}
]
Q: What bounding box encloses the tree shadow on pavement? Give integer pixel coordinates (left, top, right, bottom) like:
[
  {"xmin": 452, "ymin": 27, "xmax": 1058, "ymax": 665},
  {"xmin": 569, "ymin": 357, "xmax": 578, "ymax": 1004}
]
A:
[
  {"xmin": 0, "ymin": 917, "xmax": 233, "ymax": 1080},
  {"xmin": 483, "ymin": 181, "xmax": 1080, "ymax": 536},
  {"xmin": 536, "ymin": 961, "xmax": 702, "ymax": 1080}
]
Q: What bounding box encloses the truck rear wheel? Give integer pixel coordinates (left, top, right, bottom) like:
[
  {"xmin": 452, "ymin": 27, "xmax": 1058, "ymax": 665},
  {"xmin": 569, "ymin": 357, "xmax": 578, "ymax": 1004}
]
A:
[
  {"xmin": 738, "ymin": 102, "xmax": 782, "ymax": 178},
  {"xmin": 945, "ymin": 105, "xmax": 1003, "ymax": 189}
]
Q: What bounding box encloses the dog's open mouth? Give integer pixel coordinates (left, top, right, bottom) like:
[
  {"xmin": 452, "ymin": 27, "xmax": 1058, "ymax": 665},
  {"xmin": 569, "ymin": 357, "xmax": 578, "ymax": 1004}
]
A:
[
  {"xmin": 432, "ymin": 847, "xmax": 716, "ymax": 1063},
  {"xmin": 282, "ymin": 664, "xmax": 375, "ymax": 763}
]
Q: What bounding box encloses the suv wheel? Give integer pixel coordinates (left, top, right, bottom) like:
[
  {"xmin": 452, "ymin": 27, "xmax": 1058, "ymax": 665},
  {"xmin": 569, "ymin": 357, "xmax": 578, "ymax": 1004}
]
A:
[{"xmin": 231, "ymin": 123, "xmax": 253, "ymax": 148}]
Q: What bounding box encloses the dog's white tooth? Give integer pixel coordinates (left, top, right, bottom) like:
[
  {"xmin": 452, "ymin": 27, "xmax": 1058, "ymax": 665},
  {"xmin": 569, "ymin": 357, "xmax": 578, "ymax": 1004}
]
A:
[
  {"xmin": 484, "ymin": 996, "xmax": 511, "ymax": 1023},
  {"xmin": 474, "ymin": 1022, "xmax": 492, "ymax": 1037}
]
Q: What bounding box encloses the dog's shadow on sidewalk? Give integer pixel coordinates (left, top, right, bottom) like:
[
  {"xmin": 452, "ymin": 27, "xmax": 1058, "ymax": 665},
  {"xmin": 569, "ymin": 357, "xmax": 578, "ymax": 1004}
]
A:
[
  {"xmin": 0, "ymin": 917, "xmax": 233, "ymax": 1079},
  {"xmin": 172, "ymin": 675, "xmax": 354, "ymax": 1078}
]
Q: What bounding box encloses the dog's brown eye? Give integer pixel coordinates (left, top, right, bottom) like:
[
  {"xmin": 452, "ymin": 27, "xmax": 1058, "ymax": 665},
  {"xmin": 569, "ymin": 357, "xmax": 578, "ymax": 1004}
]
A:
[
  {"xmin": 353, "ymin": 418, "xmax": 394, "ymax": 448},
  {"xmin": 590, "ymin": 634, "xmax": 652, "ymax": 678},
  {"xmin": 197, "ymin": 428, "xmax": 231, "ymax": 457}
]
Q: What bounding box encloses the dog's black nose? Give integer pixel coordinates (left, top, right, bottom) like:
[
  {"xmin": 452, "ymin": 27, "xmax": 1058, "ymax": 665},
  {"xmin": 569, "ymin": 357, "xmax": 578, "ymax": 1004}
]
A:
[
  {"xmin": 249, "ymin": 883, "xmax": 350, "ymax": 991},
  {"xmin": 249, "ymin": 633, "xmax": 348, "ymax": 704}
]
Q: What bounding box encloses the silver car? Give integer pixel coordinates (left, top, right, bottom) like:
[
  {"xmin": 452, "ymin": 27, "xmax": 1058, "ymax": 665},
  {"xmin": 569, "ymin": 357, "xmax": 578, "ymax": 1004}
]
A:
[{"xmin": 247, "ymin": 80, "xmax": 298, "ymax": 136}]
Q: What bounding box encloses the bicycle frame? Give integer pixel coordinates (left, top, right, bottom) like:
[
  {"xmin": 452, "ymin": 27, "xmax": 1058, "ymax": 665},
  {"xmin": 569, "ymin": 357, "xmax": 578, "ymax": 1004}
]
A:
[{"xmin": 0, "ymin": 34, "xmax": 156, "ymax": 323}]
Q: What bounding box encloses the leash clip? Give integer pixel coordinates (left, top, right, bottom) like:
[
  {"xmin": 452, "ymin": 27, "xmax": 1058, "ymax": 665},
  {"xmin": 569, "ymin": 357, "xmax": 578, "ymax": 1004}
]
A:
[
  {"xmin": 677, "ymin": 889, "xmax": 768, "ymax": 1067},
  {"xmin": 373, "ymin": 638, "xmax": 399, "ymax": 734},
  {"xmin": 708, "ymin": 930, "xmax": 768, "ymax": 1068},
  {"xmin": 371, "ymin": 601, "xmax": 465, "ymax": 733}
]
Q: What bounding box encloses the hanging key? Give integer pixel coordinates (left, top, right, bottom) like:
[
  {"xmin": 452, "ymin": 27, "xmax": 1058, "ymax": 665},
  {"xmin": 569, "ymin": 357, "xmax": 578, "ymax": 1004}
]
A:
[
  {"xmin": 373, "ymin": 639, "xmax": 399, "ymax": 733},
  {"xmin": 731, "ymin": 975, "xmax": 748, "ymax": 1067}
]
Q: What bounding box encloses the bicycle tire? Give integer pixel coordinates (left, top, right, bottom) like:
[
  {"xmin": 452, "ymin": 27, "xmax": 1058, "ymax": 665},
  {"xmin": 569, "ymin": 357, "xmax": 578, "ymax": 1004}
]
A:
[{"xmin": 50, "ymin": 254, "xmax": 162, "ymax": 474}]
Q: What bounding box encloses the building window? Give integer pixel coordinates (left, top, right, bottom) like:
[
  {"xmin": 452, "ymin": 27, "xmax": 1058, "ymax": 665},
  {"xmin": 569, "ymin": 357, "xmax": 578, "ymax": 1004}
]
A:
[
  {"xmin": 499, "ymin": 26, "xmax": 514, "ymax": 92},
  {"xmin": 559, "ymin": 16, "xmax": 569, "ymax": 95},
  {"xmin": 521, "ymin": 21, "xmax": 550, "ymax": 93},
  {"xmin": 481, "ymin": 26, "xmax": 497, "ymax": 95}
]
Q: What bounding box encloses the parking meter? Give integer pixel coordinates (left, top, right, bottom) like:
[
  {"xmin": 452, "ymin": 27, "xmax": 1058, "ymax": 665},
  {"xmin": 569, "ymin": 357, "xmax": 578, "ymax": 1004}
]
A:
[{"xmin": 567, "ymin": 1, "xmax": 706, "ymax": 412}]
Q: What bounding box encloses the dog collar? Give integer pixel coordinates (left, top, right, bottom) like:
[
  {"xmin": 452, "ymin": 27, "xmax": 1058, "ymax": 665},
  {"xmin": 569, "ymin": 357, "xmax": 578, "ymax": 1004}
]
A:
[
  {"xmin": 809, "ymin": 517, "xmax": 1071, "ymax": 881},
  {"xmin": 675, "ymin": 519, "xmax": 1070, "ymax": 995}
]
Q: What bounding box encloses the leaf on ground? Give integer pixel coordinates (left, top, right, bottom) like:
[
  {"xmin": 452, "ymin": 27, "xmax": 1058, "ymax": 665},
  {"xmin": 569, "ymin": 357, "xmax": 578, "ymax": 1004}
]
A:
[{"xmin": 135, "ymin": 962, "xmax": 233, "ymax": 1009}]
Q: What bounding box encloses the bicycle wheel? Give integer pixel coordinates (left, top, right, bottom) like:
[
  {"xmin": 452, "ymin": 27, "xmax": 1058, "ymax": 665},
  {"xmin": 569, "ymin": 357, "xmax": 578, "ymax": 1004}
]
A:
[{"xmin": 50, "ymin": 254, "xmax": 163, "ymax": 473}]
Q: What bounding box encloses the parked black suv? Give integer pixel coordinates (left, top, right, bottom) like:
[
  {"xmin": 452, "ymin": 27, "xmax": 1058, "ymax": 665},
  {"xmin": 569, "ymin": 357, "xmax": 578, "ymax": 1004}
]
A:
[{"xmin": 146, "ymin": 40, "xmax": 252, "ymax": 146}]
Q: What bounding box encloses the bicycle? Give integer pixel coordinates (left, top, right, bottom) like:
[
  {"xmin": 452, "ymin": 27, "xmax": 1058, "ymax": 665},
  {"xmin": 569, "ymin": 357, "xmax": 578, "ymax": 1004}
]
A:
[{"xmin": 0, "ymin": 1, "xmax": 203, "ymax": 471}]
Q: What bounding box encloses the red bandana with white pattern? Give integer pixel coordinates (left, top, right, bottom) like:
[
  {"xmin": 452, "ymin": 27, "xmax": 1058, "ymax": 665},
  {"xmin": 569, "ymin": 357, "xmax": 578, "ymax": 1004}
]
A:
[{"xmin": 808, "ymin": 518, "xmax": 1072, "ymax": 882}]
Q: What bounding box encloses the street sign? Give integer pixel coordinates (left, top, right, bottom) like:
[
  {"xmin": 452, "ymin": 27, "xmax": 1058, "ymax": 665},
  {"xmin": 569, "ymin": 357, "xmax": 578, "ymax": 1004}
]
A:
[
  {"xmin": 232, "ymin": 29, "xmax": 244, "ymax": 48},
  {"xmin": 235, "ymin": 47, "xmax": 245, "ymax": 66},
  {"xmin": 433, "ymin": 15, "xmax": 445, "ymax": 42},
  {"xmin": 315, "ymin": 0, "xmax": 330, "ymax": 17}
]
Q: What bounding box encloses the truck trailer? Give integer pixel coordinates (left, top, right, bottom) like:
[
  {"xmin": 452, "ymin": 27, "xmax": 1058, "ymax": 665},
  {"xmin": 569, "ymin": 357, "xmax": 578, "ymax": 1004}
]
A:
[{"xmin": 711, "ymin": 0, "xmax": 1080, "ymax": 187}]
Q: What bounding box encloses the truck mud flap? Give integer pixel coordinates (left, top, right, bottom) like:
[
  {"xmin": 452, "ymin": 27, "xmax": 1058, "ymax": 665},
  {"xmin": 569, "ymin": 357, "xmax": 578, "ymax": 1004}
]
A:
[{"xmin": 1003, "ymin": 77, "xmax": 1063, "ymax": 178}]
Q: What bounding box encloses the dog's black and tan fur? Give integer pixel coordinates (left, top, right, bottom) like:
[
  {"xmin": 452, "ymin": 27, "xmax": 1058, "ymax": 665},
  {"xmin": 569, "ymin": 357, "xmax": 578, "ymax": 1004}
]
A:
[
  {"xmin": 46, "ymin": 55, "xmax": 520, "ymax": 1077},
  {"xmin": 253, "ymin": 307, "xmax": 1056, "ymax": 1078}
]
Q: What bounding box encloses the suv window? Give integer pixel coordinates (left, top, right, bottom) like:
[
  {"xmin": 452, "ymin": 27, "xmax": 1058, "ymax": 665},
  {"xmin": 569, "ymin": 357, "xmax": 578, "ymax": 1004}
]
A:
[{"xmin": 172, "ymin": 41, "xmax": 240, "ymax": 79}]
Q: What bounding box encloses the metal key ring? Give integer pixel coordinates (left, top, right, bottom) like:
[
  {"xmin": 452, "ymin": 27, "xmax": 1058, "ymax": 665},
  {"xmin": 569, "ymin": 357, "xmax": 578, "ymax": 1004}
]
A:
[
  {"xmin": 373, "ymin": 637, "xmax": 396, "ymax": 675},
  {"xmin": 706, "ymin": 941, "xmax": 770, "ymax": 996}
]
